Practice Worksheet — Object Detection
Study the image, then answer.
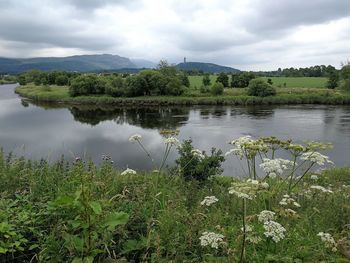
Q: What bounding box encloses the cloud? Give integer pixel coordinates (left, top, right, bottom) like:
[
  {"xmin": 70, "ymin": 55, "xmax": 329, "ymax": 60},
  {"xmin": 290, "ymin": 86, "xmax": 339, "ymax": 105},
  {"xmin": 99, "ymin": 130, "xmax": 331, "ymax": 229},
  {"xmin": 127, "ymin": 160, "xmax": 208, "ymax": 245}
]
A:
[{"xmin": 0, "ymin": 0, "xmax": 349, "ymax": 70}]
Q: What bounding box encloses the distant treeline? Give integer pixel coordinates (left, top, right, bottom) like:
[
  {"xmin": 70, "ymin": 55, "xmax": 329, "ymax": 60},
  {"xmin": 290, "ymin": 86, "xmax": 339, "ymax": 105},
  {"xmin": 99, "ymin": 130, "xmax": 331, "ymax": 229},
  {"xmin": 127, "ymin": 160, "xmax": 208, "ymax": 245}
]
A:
[{"xmin": 255, "ymin": 65, "xmax": 337, "ymax": 77}]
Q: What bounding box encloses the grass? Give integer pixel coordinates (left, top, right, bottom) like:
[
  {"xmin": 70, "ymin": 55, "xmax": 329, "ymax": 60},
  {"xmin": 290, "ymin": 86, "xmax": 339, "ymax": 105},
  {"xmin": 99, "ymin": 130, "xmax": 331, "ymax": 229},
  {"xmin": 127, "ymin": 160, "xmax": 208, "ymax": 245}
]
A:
[
  {"xmin": 16, "ymin": 84, "xmax": 350, "ymax": 106},
  {"xmin": 0, "ymin": 148, "xmax": 349, "ymax": 262},
  {"xmin": 188, "ymin": 75, "xmax": 328, "ymax": 89}
]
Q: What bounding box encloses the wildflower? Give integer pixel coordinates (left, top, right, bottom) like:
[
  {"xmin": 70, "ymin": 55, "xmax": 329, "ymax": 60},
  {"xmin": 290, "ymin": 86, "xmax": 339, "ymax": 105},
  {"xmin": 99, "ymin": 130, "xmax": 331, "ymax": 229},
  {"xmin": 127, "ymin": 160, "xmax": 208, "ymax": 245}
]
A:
[
  {"xmin": 263, "ymin": 221, "xmax": 286, "ymax": 243},
  {"xmin": 121, "ymin": 168, "xmax": 136, "ymax": 176},
  {"xmin": 129, "ymin": 134, "xmax": 142, "ymax": 142},
  {"xmin": 284, "ymin": 208, "xmax": 297, "ymax": 216},
  {"xmin": 241, "ymin": 224, "xmax": 253, "ymax": 233},
  {"xmin": 229, "ymin": 179, "xmax": 269, "ymax": 200},
  {"xmin": 310, "ymin": 174, "xmax": 318, "ymax": 180},
  {"xmin": 279, "ymin": 194, "xmax": 301, "ymax": 208},
  {"xmin": 300, "ymin": 151, "xmax": 333, "ymax": 166},
  {"xmin": 164, "ymin": 137, "xmax": 179, "ymax": 145},
  {"xmin": 191, "ymin": 149, "xmax": 205, "ymax": 159},
  {"xmin": 227, "ymin": 136, "xmax": 268, "ymax": 159},
  {"xmin": 199, "ymin": 232, "xmax": 225, "ymax": 249},
  {"xmin": 259, "ymin": 158, "xmax": 294, "ymax": 178},
  {"xmin": 74, "ymin": 156, "xmax": 82, "ymax": 163},
  {"xmin": 310, "ymin": 185, "xmax": 333, "ymax": 194},
  {"xmin": 200, "ymin": 196, "xmax": 219, "ymax": 206},
  {"xmin": 317, "ymin": 232, "xmax": 337, "ymax": 252},
  {"xmin": 258, "ymin": 210, "xmax": 275, "ymax": 223},
  {"xmin": 102, "ymin": 154, "xmax": 112, "ymax": 162}
]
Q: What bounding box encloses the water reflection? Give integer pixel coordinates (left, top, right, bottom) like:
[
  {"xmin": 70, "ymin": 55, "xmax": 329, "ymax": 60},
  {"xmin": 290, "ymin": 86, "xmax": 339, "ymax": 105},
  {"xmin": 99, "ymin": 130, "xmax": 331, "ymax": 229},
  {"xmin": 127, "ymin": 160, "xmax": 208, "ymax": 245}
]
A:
[{"xmin": 1, "ymin": 84, "xmax": 350, "ymax": 175}]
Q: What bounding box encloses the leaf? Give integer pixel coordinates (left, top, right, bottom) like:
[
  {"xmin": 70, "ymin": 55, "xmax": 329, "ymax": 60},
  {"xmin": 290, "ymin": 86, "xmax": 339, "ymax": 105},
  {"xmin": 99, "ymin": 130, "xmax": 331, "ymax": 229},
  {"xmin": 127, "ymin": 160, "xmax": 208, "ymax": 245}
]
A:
[
  {"xmin": 122, "ymin": 237, "xmax": 147, "ymax": 254},
  {"xmin": 29, "ymin": 244, "xmax": 39, "ymax": 250},
  {"xmin": 53, "ymin": 195, "xmax": 74, "ymax": 206},
  {"xmin": 88, "ymin": 201, "xmax": 102, "ymax": 215},
  {"xmin": 103, "ymin": 212, "xmax": 129, "ymax": 230}
]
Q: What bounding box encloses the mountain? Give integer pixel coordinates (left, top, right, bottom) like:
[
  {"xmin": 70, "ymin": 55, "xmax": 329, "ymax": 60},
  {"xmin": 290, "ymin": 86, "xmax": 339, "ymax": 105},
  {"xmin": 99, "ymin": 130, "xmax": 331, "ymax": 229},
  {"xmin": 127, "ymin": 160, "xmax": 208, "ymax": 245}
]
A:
[
  {"xmin": 130, "ymin": 59, "xmax": 157, "ymax": 69},
  {"xmin": 176, "ymin": 62, "xmax": 240, "ymax": 73},
  {"xmin": 0, "ymin": 54, "xmax": 137, "ymax": 74}
]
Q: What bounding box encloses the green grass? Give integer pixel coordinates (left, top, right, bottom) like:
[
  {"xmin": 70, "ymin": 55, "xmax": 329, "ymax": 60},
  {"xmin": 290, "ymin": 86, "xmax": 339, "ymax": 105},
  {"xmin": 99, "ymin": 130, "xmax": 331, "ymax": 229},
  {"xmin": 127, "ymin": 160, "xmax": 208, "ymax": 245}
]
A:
[
  {"xmin": 16, "ymin": 84, "xmax": 350, "ymax": 106},
  {"xmin": 0, "ymin": 149, "xmax": 349, "ymax": 262},
  {"xmin": 188, "ymin": 75, "xmax": 328, "ymax": 89},
  {"xmin": 259, "ymin": 76, "xmax": 328, "ymax": 88}
]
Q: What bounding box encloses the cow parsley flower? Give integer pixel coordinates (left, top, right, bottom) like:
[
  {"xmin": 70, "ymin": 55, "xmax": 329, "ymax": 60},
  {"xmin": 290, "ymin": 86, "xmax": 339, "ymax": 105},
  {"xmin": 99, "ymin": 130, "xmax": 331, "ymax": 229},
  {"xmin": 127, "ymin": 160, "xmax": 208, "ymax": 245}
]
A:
[
  {"xmin": 129, "ymin": 134, "xmax": 142, "ymax": 142},
  {"xmin": 279, "ymin": 194, "xmax": 301, "ymax": 208},
  {"xmin": 164, "ymin": 137, "xmax": 179, "ymax": 145},
  {"xmin": 310, "ymin": 174, "xmax": 318, "ymax": 180},
  {"xmin": 259, "ymin": 158, "xmax": 294, "ymax": 178},
  {"xmin": 310, "ymin": 185, "xmax": 333, "ymax": 194},
  {"xmin": 258, "ymin": 210, "xmax": 276, "ymax": 223},
  {"xmin": 200, "ymin": 196, "xmax": 219, "ymax": 206},
  {"xmin": 263, "ymin": 221, "xmax": 286, "ymax": 243},
  {"xmin": 300, "ymin": 152, "xmax": 333, "ymax": 166},
  {"xmin": 199, "ymin": 232, "xmax": 225, "ymax": 249},
  {"xmin": 192, "ymin": 149, "xmax": 205, "ymax": 159},
  {"xmin": 317, "ymin": 232, "xmax": 337, "ymax": 252},
  {"xmin": 121, "ymin": 168, "xmax": 136, "ymax": 176}
]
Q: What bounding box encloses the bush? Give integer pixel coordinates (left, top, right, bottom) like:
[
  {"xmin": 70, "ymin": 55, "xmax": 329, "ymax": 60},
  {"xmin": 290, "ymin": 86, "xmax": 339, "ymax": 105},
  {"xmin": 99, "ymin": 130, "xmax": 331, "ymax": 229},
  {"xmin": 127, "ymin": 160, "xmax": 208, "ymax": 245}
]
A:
[
  {"xmin": 69, "ymin": 75, "xmax": 106, "ymax": 96},
  {"xmin": 247, "ymin": 79, "xmax": 276, "ymax": 97},
  {"xmin": 200, "ymin": 85, "xmax": 210, "ymax": 94},
  {"xmin": 176, "ymin": 140, "xmax": 225, "ymax": 181},
  {"xmin": 210, "ymin": 82, "xmax": 224, "ymax": 96}
]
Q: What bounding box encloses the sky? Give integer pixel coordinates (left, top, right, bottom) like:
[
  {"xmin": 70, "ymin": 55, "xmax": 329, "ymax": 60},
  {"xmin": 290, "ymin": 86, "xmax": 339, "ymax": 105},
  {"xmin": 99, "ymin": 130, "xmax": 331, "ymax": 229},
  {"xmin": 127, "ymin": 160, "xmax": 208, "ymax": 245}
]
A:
[{"xmin": 0, "ymin": 0, "xmax": 350, "ymax": 70}]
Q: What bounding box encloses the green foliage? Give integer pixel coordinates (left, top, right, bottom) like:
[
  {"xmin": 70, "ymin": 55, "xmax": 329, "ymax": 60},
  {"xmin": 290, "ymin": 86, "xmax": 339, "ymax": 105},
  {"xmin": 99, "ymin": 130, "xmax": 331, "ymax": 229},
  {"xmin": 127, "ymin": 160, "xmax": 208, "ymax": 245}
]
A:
[
  {"xmin": 326, "ymin": 71, "xmax": 339, "ymax": 89},
  {"xmin": 210, "ymin": 82, "xmax": 224, "ymax": 96},
  {"xmin": 69, "ymin": 75, "xmax": 108, "ymax": 96},
  {"xmin": 180, "ymin": 72, "xmax": 190, "ymax": 87},
  {"xmin": 231, "ymin": 72, "xmax": 256, "ymax": 88},
  {"xmin": 340, "ymin": 63, "xmax": 350, "ymax": 91},
  {"xmin": 176, "ymin": 139, "xmax": 225, "ymax": 181},
  {"xmin": 202, "ymin": 74, "xmax": 211, "ymax": 86},
  {"xmin": 247, "ymin": 79, "xmax": 277, "ymax": 97},
  {"xmin": 216, "ymin": 72, "xmax": 229, "ymax": 87}
]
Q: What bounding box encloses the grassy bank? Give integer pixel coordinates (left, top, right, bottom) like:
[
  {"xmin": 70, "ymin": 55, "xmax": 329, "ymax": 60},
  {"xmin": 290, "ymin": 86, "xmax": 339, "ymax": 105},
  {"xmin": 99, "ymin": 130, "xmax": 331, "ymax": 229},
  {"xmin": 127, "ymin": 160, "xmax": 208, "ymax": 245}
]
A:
[
  {"xmin": 0, "ymin": 149, "xmax": 349, "ymax": 262},
  {"xmin": 16, "ymin": 85, "xmax": 350, "ymax": 106}
]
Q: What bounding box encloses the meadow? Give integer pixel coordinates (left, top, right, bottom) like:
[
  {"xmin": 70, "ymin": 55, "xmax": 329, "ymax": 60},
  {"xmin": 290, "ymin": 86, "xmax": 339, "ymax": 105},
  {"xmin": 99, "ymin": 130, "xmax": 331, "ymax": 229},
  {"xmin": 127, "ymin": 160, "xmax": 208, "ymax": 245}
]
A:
[
  {"xmin": 188, "ymin": 76, "xmax": 328, "ymax": 89},
  {"xmin": 1, "ymin": 135, "xmax": 350, "ymax": 262}
]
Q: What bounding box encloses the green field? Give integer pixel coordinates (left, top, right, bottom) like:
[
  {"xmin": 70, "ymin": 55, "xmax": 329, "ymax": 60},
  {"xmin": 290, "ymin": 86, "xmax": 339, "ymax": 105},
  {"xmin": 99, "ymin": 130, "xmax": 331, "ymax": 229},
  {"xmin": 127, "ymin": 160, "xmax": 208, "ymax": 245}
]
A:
[{"xmin": 189, "ymin": 75, "xmax": 328, "ymax": 89}]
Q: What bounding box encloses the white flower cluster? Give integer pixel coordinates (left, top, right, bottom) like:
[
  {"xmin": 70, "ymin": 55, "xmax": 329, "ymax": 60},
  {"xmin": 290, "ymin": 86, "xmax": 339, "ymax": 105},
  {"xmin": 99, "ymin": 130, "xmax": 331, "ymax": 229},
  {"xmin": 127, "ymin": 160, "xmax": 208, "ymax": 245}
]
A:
[
  {"xmin": 199, "ymin": 231, "xmax": 225, "ymax": 249},
  {"xmin": 258, "ymin": 210, "xmax": 276, "ymax": 223},
  {"xmin": 226, "ymin": 136, "xmax": 267, "ymax": 159},
  {"xmin": 228, "ymin": 179, "xmax": 268, "ymax": 200},
  {"xmin": 284, "ymin": 208, "xmax": 297, "ymax": 217},
  {"xmin": 317, "ymin": 232, "xmax": 337, "ymax": 252},
  {"xmin": 310, "ymin": 174, "xmax": 318, "ymax": 180},
  {"xmin": 129, "ymin": 134, "xmax": 142, "ymax": 142},
  {"xmin": 279, "ymin": 194, "xmax": 301, "ymax": 208},
  {"xmin": 121, "ymin": 168, "xmax": 136, "ymax": 176},
  {"xmin": 164, "ymin": 137, "xmax": 179, "ymax": 145},
  {"xmin": 259, "ymin": 158, "xmax": 294, "ymax": 178},
  {"xmin": 200, "ymin": 196, "xmax": 219, "ymax": 206},
  {"xmin": 191, "ymin": 149, "xmax": 205, "ymax": 160},
  {"xmin": 300, "ymin": 151, "xmax": 333, "ymax": 166},
  {"xmin": 310, "ymin": 185, "xmax": 333, "ymax": 194},
  {"xmin": 263, "ymin": 221, "xmax": 286, "ymax": 243}
]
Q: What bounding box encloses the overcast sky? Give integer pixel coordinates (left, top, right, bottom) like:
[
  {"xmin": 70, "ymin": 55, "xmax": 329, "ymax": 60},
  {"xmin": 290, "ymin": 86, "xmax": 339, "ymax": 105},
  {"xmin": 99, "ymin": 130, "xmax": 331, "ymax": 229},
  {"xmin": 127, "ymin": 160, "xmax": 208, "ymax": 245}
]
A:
[{"xmin": 0, "ymin": 0, "xmax": 350, "ymax": 70}]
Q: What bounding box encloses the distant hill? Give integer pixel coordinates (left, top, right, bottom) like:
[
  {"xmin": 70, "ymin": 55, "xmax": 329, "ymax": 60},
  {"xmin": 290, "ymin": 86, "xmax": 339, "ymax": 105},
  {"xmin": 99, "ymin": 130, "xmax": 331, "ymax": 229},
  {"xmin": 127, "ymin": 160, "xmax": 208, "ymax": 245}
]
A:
[
  {"xmin": 130, "ymin": 59, "xmax": 156, "ymax": 69},
  {"xmin": 176, "ymin": 62, "xmax": 240, "ymax": 73},
  {"xmin": 0, "ymin": 54, "xmax": 137, "ymax": 74}
]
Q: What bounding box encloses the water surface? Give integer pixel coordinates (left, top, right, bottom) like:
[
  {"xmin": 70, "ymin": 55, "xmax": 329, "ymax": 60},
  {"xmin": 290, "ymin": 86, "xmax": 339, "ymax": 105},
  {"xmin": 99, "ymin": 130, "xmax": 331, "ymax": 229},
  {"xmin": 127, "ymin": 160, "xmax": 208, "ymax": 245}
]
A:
[{"xmin": 1, "ymin": 84, "xmax": 350, "ymax": 175}]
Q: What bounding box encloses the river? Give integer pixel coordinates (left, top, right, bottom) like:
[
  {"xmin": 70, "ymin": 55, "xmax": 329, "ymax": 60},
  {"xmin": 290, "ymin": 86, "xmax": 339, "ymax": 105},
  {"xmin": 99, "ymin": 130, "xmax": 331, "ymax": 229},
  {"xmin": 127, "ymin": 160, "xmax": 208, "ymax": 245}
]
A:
[{"xmin": 1, "ymin": 83, "xmax": 349, "ymax": 175}]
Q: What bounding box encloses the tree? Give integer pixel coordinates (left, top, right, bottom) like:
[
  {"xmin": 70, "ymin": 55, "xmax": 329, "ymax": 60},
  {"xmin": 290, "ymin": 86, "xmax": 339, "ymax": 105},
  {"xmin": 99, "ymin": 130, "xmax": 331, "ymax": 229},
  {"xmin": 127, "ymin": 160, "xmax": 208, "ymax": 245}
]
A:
[
  {"xmin": 202, "ymin": 74, "xmax": 211, "ymax": 86},
  {"xmin": 326, "ymin": 71, "xmax": 339, "ymax": 89},
  {"xmin": 267, "ymin": 78, "xmax": 273, "ymax": 85},
  {"xmin": 216, "ymin": 72, "xmax": 229, "ymax": 87},
  {"xmin": 210, "ymin": 82, "xmax": 224, "ymax": 96},
  {"xmin": 340, "ymin": 62, "xmax": 350, "ymax": 91},
  {"xmin": 247, "ymin": 79, "xmax": 276, "ymax": 97},
  {"xmin": 231, "ymin": 72, "xmax": 255, "ymax": 88},
  {"xmin": 180, "ymin": 72, "xmax": 190, "ymax": 87}
]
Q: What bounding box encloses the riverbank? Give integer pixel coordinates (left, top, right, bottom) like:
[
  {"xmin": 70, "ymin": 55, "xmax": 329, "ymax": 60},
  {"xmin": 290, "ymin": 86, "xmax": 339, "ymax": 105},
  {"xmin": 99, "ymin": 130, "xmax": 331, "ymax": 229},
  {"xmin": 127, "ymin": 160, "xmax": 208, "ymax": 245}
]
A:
[
  {"xmin": 16, "ymin": 84, "xmax": 350, "ymax": 106},
  {"xmin": 1, "ymin": 150, "xmax": 349, "ymax": 262}
]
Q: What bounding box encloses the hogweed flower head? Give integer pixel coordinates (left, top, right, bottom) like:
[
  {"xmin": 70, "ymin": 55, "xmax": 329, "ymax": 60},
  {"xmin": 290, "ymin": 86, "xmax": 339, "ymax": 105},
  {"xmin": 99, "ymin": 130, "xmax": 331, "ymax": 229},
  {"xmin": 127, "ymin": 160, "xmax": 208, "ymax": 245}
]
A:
[
  {"xmin": 279, "ymin": 194, "xmax": 301, "ymax": 208},
  {"xmin": 317, "ymin": 232, "xmax": 337, "ymax": 252},
  {"xmin": 227, "ymin": 136, "xmax": 268, "ymax": 159},
  {"xmin": 129, "ymin": 134, "xmax": 142, "ymax": 143},
  {"xmin": 263, "ymin": 221, "xmax": 286, "ymax": 243},
  {"xmin": 310, "ymin": 174, "xmax": 319, "ymax": 181},
  {"xmin": 192, "ymin": 149, "xmax": 205, "ymax": 160},
  {"xmin": 200, "ymin": 196, "xmax": 219, "ymax": 206},
  {"xmin": 164, "ymin": 136, "xmax": 179, "ymax": 145},
  {"xmin": 258, "ymin": 210, "xmax": 276, "ymax": 223},
  {"xmin": 121, "ymin": 168, "xmax": 136, "ymax": 176},
  {"xmin": 260, "ymin": 158, "xmax": 294, "ymax": 178},
  {"xmin": 300, "ymin": 151, "xmax": 333, "ymax": 166},
  {"xmin": 310, "ymin": 185, "xmax": 333, "ymax": 194},
  {"xmin": 199, "ymin": 232, "xmax": 225, "ymax": 249}
]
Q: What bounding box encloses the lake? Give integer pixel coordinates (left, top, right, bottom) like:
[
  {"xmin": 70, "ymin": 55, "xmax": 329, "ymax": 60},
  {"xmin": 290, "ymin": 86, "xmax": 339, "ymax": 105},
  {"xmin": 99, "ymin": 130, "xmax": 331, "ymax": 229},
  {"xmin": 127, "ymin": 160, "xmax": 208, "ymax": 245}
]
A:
[{"xmin": 1, "ymin": 83, "xmax": 350, "ymax": 175}]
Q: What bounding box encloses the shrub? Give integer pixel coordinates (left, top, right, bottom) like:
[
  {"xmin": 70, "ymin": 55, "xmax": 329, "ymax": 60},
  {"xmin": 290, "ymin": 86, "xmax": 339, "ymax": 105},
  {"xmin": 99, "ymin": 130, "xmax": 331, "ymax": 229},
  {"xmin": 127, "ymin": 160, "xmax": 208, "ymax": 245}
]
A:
[
  {"xmin": 202, "ymin": 74, "xmax": 211, "ymax": 86},
  {"xmin": 247, "ymin": 79, "xmax": 276, "ymax": 97},
  {"xmin": 176, "ymin": 139, "xmax": 225, "ymax": 181},
  {"xmin": 216, "ymin": 73, "xmax": 229, "ymax": 87},
  {"xmin": 200, "ymin": 85, "xmax": 210, "ymax": 94},
  {"xmin": 210, "ymin": 82, "xmax": 224, "ymax": 96}
]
